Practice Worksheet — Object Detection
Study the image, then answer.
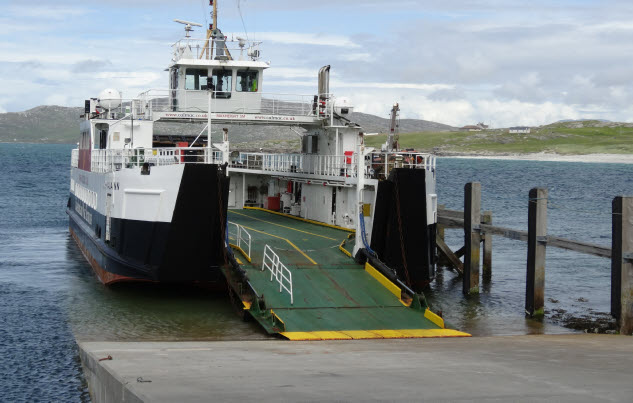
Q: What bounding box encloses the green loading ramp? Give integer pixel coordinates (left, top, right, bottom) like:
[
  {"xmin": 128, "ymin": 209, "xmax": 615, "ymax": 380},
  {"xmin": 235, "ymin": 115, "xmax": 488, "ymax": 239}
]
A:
[{"xmin": 223, "ymin": 208, "xmax": 470, "ymax": 340}]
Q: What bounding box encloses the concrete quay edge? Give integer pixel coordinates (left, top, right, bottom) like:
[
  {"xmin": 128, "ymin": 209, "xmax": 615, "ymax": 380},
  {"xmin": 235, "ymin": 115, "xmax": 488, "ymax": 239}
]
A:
[{"xmin": 79, "ymin": 334, "xmax": 633, "ymax": 403}]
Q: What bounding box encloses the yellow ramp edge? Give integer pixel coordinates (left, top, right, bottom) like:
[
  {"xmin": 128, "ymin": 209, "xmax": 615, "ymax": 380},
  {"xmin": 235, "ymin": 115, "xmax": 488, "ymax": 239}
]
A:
[
  {"xmin": 364, "ymin": 263, "xmax": 411, "ymax": 307},
  {"xmin": 281, "ymin": 329, "xmax": 470, "ymax": 340},
  {"xmin": 339, "ymin": 241, "xmax": 352, "ymax": 257},
  {"xmin": 270, "ymin": 309, "xmax": 285, "ymax": 326},
  {"xmin": 281, "ymin": 332, "xmax": 322, "ymax": 341},
  {"xmin": 229, "ymin": 243, "xmax": 251, "ymax": 263},
  {"xmin": 424, "ymin": 309, "xmax": 445, "ymax": 329},
  {"xmin": 370, "ymin": 329, "xmax": 412, "ymax": 339},
  {"xmin": 310, "ymin": 331, "xmax": 353, "ymax": 340},
  {"xmin": 340, "ymin": 330, "xmax": 384, "ymax": 339}
]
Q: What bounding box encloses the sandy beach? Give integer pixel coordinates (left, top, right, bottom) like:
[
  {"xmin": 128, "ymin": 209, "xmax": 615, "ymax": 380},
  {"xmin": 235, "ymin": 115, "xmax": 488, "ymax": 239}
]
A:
[{"xmin": 444, "ymin": 152, "xmax": 633, "ymax": 164}]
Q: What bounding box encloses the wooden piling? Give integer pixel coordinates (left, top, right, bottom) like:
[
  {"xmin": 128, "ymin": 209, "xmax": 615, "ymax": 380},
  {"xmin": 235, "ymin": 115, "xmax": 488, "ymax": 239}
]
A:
[
  {"xmin": 611, "ymin": 196, "xmax": 633, "ymax": 335},
  {"xmin": 437, "ymin": 204, "xmax": 445, "ymax": 241},
  {"xmin": 482, "ymin": 211, "xmax": 492, "ymax": 278},
  {"xmin": 526, "ymin": 188, "xmax": 547, "ymax": 317},
  {"xmin": 463, "ymin": 182, "xmax": 481, "ymax": 295},
  {"xmin": 436, "ymin": 235, "xmax": 464, "ymax": 275}
]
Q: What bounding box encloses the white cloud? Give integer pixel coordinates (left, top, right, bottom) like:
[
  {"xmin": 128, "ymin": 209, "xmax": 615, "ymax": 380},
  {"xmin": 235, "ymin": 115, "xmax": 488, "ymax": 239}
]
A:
[
  {"xmin": 265, "ymin": 79, "xmax": 454, "ymax": 92},
  {"xmin": 474, "ymin": 99, "xmax": 580, "ymax": 127},
  {"xmin": 582, "ymin": 21, "xmax": 633, "ymax": 34},
  {"xmin": 340, "ymin": 82, "xmax": 454, "ymax": 91},
  {"xmin": 8, "ymin": 5, "xmax": 91, "ymax": 19},
  {"xmin": 2, "ymin": 0, "xmax": 633, "ymax": 128},
  {"xmin": 94, "ymin": 71, "xmax": 163, "ymax": 88},
  {"xmin": 340, "ymin": 53, "xmax": 372, "ymax": 62},
  {"xmin": 265, "ymin": 67, "xmax": 318, "ymax": 79},
  {"xmin": 253, "ymin": 32, "xmax": 360, "ymax": 48},
  {"xmin": 45, "ymin": 93, "xmax": 71, "ymax": 107}
]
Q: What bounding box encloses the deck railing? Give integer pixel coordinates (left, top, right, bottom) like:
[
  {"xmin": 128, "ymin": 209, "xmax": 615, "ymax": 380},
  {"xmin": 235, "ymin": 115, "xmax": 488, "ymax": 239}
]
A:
[
  {"xmin": 136, "ymin": 89, "xmax": 324, "ymax": 118},
  {"xmin": 230, "ymin": 152, "xmax": 358, "ymax": 178},
  {"xmin": 228, "ymin": 222, "xmax": 252, "ymax": 262},
  {"xmin": 230, "ymin": 151, "xmax": 435, "ymax": 180},
  {"xmin": 369, "ymin": 151, "xmax": 436, "ymax": 179},
  {"xmin": 171, "ymin": 38, "xmax": 263, "ymax": 61},
  {"xmin": 262, "ymin": 245, "xmax": 293, "ymax": 305},
  {"xmin": 88, "ymin": 147, "xmax": 223, "ymax": 173},
  {"xmin": 74, "ymin": 148, "xmax": 435, "ymax": 179}
]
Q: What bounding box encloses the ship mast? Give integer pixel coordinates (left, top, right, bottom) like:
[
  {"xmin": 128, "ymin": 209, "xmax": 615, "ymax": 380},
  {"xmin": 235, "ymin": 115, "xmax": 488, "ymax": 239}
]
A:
[
  {"xmin": 212, "ymin": 0, "xmax": 218, "ymax": 31},
  {"xmin": 387, "ymin": 103, "xmax": 400, "ymax": 151},
  {"xmin": 199, "ymin": 0, "xmax": 232, "ymax": 60},
  {"xmin": 200, "ymin": 1, "xmax": 216, "ymax": 59}
]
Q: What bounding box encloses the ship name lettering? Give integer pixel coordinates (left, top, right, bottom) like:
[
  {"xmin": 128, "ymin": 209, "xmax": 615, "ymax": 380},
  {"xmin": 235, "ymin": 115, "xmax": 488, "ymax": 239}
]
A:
[{"xmin": 75, "ymin": 201, "xmax": 93, "ymax": 225}]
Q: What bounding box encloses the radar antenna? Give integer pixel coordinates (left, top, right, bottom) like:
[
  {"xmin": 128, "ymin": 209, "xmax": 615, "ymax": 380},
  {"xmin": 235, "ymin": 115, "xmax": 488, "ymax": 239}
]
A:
[{"xmin": 173, "ymin": 19, "xmax": 203, "ymax": 38}]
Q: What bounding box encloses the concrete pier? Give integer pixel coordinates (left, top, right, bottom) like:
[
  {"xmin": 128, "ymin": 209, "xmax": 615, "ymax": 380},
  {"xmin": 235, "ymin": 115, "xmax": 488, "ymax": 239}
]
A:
[{"xmin": 80, "ymin": 335, "xmax": 633, "ymax": 402}]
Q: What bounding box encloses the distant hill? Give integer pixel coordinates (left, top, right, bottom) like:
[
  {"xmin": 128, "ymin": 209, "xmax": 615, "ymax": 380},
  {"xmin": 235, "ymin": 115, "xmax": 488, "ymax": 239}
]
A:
[
  {"xmin": 542, "ymin": 120, "xmax": 632, "ymax": 129},
  {"xmin": 349, "ymin": 112, "xmax": 454, "ymax": 134},
  {"xmin": 0, "ymin": 106, "xmax": 83, "ymax": 143},
  {"xmin": 0, "ymin": 105, "xmax": 454, "ymax": 145},
  {"xmin": 555, "ymin": 119, "xmax": 611, "ymax": 124}
]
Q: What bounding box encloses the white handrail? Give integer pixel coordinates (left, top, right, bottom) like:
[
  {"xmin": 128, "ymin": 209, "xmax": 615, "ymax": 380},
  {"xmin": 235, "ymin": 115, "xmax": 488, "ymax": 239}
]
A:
[
  {"xmin": 136, "ymin": 89, "xmax": 320, "ymax": 118},
  {"xmin": 232, "ymin": 152, "xmax": 356, "ymax": 178},
  {"xmin": 88, "ymin": 147, "xmax": 224, "ymax": 173},
  {"xmin": 228, "ymin": 221, "xmax": 251, "ymax": 262},
  {"xmin": 261, "ymin": 245, "xmax": 293, "ymax": 305}
]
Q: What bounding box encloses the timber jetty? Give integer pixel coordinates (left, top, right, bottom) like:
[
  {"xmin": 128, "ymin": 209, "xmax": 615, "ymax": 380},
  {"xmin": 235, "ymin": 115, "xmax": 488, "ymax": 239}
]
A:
[{"xmin": 436, "ymin": 182, "xmax": 633, "ymax": 334}]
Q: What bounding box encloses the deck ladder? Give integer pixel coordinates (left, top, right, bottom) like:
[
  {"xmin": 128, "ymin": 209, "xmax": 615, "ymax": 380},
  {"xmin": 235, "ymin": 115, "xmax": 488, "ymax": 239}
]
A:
[{"xmin": 262, "ymin": 245, "xmax": 293, "ymax": 304}]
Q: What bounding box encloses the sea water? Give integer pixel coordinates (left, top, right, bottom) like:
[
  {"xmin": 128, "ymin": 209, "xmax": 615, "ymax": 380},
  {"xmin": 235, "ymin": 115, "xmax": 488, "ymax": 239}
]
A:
[{"xmin": 0, "ymin": 143, "xmax": 631, "ymax": 400}]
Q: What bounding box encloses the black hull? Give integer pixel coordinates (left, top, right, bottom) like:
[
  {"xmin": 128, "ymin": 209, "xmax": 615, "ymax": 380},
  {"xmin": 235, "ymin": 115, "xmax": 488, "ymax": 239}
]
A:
[{"xmin": 68, "ymin": 164, "xmax": 229, "ymax": 284}]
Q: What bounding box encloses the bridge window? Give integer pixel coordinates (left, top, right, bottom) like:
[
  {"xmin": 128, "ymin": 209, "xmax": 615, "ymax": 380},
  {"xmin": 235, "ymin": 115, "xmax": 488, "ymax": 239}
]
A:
[
  {"xmin": 237, "ymin": 70, "xmax": 258, "ymax": 92},
  {"xmin": 211, "ymin": 70, "xmax": 232, "ymax": 98},
  {"xmin": 185, "ymin": 68, "xmax": 208, "ymax": 90},
  {"xmin": 94, "ymin": 123, "xmax": 109, "ymax": 149}
]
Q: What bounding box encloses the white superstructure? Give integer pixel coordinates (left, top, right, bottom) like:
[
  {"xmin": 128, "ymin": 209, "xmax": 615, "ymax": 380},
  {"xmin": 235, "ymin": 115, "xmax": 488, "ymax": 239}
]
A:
[{"xmin": 70, "ymin": 3, "xmax": 437, "ymax": 265}]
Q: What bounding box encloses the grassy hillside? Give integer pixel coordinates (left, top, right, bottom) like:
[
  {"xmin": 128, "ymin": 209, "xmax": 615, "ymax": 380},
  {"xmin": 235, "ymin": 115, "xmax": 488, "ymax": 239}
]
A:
[
  {"xmin": 0, "ymin": 106, "xmax": 83, "ymax": 143},
  {"xmin": 365, "ymin": 121, "xmax": 633, "ymax": 155}
]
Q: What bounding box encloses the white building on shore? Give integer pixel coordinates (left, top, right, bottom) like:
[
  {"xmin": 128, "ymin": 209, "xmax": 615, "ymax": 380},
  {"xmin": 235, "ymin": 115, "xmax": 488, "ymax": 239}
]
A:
[{"xmin": 509, "ymin": 126, "xmax": 531, "ymax": 134}]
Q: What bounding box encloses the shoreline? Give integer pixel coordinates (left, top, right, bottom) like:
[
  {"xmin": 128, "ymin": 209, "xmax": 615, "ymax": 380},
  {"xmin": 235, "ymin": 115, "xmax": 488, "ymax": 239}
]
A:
[
  {"xmin": 439, "ymin": 152, "xmax": 633, "ymax": 164},
  {"xmin": 2, "ymin": 142, "xmax": 632, "ymax": 164}
]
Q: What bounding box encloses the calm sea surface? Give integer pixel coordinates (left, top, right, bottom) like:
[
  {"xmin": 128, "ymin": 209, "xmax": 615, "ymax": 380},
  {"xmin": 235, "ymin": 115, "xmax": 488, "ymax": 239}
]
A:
[{"xmin": 0, "ymin": 143, "xmax": 631, "ymax": 400}]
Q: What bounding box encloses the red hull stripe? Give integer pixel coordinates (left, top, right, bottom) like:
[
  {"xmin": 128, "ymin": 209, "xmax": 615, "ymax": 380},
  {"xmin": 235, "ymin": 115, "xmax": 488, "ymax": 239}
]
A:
[{"xmin": 70, "ymin": 227, "xmax": 153, "ymax": 285}]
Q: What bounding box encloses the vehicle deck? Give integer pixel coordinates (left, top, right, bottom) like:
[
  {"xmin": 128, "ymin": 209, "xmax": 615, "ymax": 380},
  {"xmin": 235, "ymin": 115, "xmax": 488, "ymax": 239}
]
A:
[{"xmin": 226, "ymin": 208, "xmax": 470, "ymax": 340}]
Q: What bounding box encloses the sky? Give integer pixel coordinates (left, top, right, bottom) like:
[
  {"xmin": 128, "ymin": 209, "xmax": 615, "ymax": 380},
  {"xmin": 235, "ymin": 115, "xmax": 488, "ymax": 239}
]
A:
[{"xmin": 1, "ymin": 0, "xmax": 633, "ymax": 127}]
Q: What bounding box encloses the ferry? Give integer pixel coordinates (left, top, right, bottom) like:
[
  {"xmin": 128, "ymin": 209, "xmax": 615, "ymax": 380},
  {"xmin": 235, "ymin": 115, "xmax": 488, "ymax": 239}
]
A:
[{"xmin": 67, "ymin": 1, "xmax": 439, "ymax": 290}]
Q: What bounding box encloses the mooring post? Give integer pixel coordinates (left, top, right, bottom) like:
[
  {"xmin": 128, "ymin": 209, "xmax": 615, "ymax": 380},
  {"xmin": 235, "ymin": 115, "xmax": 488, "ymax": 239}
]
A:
[
  {"xmin": 611, "ymin": 196, "xmax": 633, "ymax": 335},
  {"xmin": 526, "ymin": 187, "xmax": 548, "ymax": 317},
  {"xmin": 482, "ymin": 211, "xmax": 492, "ymax": 278},
  {"xmin": 463, "ymin": 182, "xmax": 481, "ymax": 295}
]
